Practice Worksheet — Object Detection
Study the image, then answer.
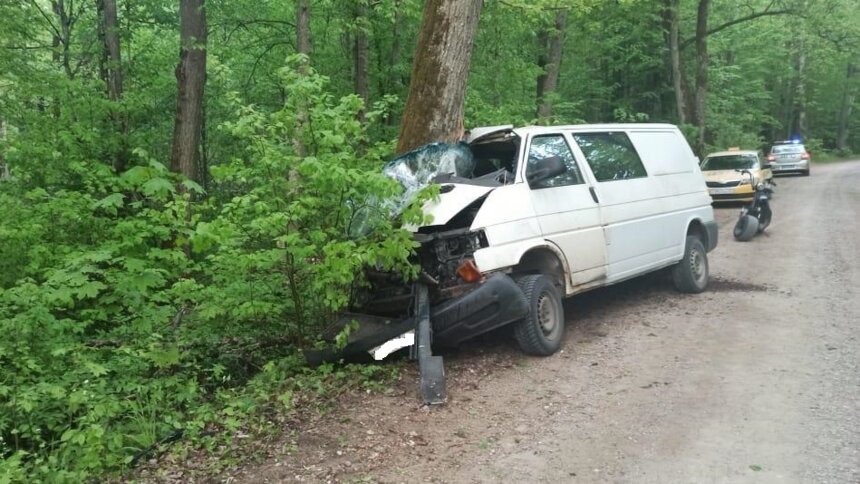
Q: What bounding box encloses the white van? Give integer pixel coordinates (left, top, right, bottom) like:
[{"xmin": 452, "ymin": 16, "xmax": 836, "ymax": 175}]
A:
[{"xmin": 357, "ymin": 124, "xmax": 717, "ymax": 358}]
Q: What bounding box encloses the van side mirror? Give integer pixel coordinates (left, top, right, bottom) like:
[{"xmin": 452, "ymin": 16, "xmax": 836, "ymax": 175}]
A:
[{"xmin": 527, "ymin": 156, "xmax": 567, "ymax": 186}]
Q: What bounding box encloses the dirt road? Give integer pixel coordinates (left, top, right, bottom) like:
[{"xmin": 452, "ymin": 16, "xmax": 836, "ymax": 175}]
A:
[{"xmin": 235, "ymin": 161, "xmax": 860, "ymax": 483}]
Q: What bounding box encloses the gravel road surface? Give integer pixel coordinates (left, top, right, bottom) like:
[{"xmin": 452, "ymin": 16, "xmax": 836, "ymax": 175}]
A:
[{"xmin": 234, "ymin": 161, "xmax": 860, "ymax": 483}]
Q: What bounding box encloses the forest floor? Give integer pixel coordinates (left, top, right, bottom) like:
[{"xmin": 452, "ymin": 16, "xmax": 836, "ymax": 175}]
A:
[{"xmin": 178, "ymin": 161, "xmax": 860, "ymax": 483}]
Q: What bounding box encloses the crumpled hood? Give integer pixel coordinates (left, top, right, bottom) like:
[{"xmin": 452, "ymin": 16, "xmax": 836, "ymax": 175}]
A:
[{"xmin": 411, "ymin": 183, "xmax": 495, "ymax": 229}]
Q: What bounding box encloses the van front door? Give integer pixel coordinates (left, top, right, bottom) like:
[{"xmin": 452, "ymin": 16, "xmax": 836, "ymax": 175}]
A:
[{"xmin": 525, "ymin": 133, "xmax": 607, "ymax": 289}]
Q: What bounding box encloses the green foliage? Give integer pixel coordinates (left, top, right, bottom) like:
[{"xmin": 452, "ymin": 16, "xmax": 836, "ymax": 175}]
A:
[{"xmin": 0, "ymin": 62, "xmax": 415, "ymax": 481}]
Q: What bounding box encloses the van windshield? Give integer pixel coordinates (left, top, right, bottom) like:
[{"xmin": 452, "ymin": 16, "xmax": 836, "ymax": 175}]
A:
[
  {"xmin": 701, "ymin": 154, "xmax": 757, "ymax": 171},
  {"xmin": 772, "ymin": 145, "xmax": 804, "ymax": 154}
]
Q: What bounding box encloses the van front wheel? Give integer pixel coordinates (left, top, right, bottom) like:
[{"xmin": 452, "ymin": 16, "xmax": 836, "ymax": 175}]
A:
[
  {"xmin": 513, "ymin": 275, "xmax": 564, "ymax": 356},
  {"xmin": 671, "ymin": 236, "xmax": 709, "ymax": 294}
]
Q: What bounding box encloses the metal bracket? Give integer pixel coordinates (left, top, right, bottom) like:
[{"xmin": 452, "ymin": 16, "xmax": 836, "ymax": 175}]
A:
[{"xmin": 415, "ymin": 283, "xmax": 446, "ymax": 405}]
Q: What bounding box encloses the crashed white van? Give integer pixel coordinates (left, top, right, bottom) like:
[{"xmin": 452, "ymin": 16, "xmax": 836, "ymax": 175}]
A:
[{"xmin": 352, "ymin": 124, "xmax": 717, "ymax": 365}]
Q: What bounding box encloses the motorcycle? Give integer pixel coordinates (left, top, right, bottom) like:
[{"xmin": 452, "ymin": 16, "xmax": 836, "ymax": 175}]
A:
[{"xmin": 733, "ymin": 169, "xmax": 775, "ymax": 242}]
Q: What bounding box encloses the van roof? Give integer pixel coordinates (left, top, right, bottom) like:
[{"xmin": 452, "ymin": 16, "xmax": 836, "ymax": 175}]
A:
[{"xmin": 513, "ymin": 123, "xmax": 679, "ymax": 136}]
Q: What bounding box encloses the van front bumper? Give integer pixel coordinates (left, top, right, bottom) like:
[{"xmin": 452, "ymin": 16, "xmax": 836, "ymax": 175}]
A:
[{"xmin": 431, "ymin": 273, "xmax": 528, "ymax": 346}]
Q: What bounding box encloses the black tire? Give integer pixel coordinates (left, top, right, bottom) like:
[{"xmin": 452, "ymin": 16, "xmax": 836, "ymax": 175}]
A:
[
  {"xmin": 802, "ymin": 168, "xmax": 810, "ymax": 176},
  {"xmin": 512, "ymin": 275, "xmax": 564, "ymax": 356},
  {"xmin": 671, "ymin": 236, "xmax": 709, "ymax": 293},
  {"xmin": 733, "ymin": 214, "xmax": 759, "ymax": 241}
]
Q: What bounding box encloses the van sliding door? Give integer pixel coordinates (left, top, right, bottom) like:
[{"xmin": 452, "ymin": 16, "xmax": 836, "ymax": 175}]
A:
[{"xmin": 571, "ymin": 131, "xmax": 664, "ymax": 283}]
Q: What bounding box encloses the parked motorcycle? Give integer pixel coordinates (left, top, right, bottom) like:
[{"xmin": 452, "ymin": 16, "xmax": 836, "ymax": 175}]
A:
[{"xmin": 733, "ymin": 169, "xmax": 775, "ymax": 242}]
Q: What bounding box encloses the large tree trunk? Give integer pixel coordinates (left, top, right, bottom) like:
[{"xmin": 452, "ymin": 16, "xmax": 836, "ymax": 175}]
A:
[
  {"xmin": 98, "ymin": 0, "xmax": 128, "ymax": 173},
  {"xmin": 836, "ymin": 62, "xmax": 857, "ymax": 152},
  {"xmin": 170, "ymin": 0, "xmax": 207, "ymax": 183},
  {"xmin": 668, "ymin": 0, "xmax": 686, "ymax": 124},
  {"xmin": 693, "ymin": 0, "xmax": 710, "ymax": 155},
  {"xmin": 536, "ymin": 10, "xmax": 567, "ymax": 120},
  {"xmin": 353, "ymin": 2, "xmax": 370, "ymax": 122},
  {"xmin": 396, "ymin": 0, "xmax": 482, "ymax": 154}
]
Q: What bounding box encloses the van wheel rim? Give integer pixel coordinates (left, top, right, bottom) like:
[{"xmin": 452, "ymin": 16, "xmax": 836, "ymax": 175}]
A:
[
  {"xmin": 690, "ymin": 248, "xmax": 705, "ymax": 282},
  {"xmin": 537, "ymin": 293, "xmax": 558, "ymax": 334}
]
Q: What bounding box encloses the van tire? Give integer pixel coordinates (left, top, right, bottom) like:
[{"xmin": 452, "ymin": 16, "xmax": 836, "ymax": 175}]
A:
[
  {"xmin": 671, "ymin": 236, "xmax": 709, "ymax": 294},
  {"xmin": 733, "ymin": 214, "xmax": 758, "ymax": 241},
  {"xmin": 513, "ymin": 275, "xmax": 564, "ymax": 356}
]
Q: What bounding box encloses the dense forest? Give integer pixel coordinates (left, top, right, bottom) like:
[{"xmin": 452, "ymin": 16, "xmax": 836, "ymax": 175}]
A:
[{"xmin": 1, "ymin": 0, "xmax": 858, "ymax": 480}]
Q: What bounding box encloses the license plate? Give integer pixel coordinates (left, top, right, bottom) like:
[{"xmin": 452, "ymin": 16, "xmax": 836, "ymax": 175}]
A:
[{"xmin": 710, "ymin": 187, "xmax": 736, "ymax": 195}]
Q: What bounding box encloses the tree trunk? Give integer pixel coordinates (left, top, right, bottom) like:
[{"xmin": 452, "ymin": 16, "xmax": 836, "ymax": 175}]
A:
[
  {"xmin": 0, "ymin": 119, "xmax": 8, "ymax": 180},
  {"xmin": 794, "ymin": 44, "xmax": 808, "ymax": 139},
  {"xmin": 536, "ymin": 10, "xmax": 567, "ymax": 120},
  {"xmin": 693, "ymin": 0, "xmax": 710, "ymax": 155},
  {"xmin": 170, "ymin": 0, "xmax": 207, "ymax": 183},
  {"xmin": 296, "ymin": 0, "xmax": 311, "ymax": 60},
  {"xmin": 668, "ymin": 0, "xmax": 686, "ymax": 124},
  {"xmin": 52, "ymin": 0, "xmax": 73, "ymax": 79},
  {"xmin": 98, "ymin": 0, "xmax": 128, "ymax": 173},
  {"xmin": 836, "ymin": 62, "xmax": 857, "ymax": 152},
  {"xmin": 354, "ymin": 2, "xmax": 370, "ymax": 122},
  {"xmin": 396, "ymin": 0, "xmax": 482, "ymax": 155}
]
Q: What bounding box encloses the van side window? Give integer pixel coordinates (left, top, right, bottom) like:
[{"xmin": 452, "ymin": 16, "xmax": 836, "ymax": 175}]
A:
[
  {"xmin": 573, "ymin": 132, "xmax": 647, "ymax": 182},
  {"xmin": 526, "ymin": 135, "xmax": 584, "ymax": 188}
]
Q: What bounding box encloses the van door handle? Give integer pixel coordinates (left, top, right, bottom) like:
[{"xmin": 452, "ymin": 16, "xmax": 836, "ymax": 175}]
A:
[{"xmin": 588, "ymin": 186, "xmax": 599, "ymax": 204}]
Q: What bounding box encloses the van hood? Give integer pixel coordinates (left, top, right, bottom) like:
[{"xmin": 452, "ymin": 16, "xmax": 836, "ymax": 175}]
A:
[{"xmin": 414, "ymin": 183, "xmax": 495, "ymax": 228}]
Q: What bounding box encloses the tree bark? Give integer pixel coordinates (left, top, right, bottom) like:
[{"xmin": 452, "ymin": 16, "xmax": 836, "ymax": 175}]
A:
[
  {"xmin": 296, "ymin": 0, "xmax": 311, "ymax": 59},
  {"xmin": 536, "ymin": 10, "xmax": 567, "ymax": 120},
  {"xmin": 98, "ymin": 0, "xmax": 128, "ymax": 173},
  {"xmin": 354, "ymin": 2, "xmax": 370, "ymax": 122},
  {"xmin": 794, "ymin": 43, "xmax": 808, "ymax": 139},
  {"xmin": 668, "ymin": 0, "xmax": 686, "ymax": 124},
  {"xmin": 693, "ymin": 0, "xmax": 710, "ymax": 155},
  {"xmin": 396, "ymin": 0, "xmax": 482, "ymax": 155},
  {"xmin": 170, "ymin": 0, "xmax": 207, "ymax": 183},
  {"xmin": 836, "ymin": 62, "xmax": 857, "ymax": 152}
]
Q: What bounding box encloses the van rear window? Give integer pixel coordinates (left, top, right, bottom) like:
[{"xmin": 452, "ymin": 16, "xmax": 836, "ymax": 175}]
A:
[{"xmin": 573, "ymin": 132, "xmax": 647, "ymax": 182}]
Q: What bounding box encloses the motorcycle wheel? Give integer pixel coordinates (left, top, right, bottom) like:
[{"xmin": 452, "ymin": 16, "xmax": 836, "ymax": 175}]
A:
[{"xmin": 733, "ymin": 214, "xmax": 759, "ymax": 241}]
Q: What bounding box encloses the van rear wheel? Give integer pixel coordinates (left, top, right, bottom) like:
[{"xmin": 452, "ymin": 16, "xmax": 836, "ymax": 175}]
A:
[
  {"xmin": 671, "ymin": 236, "xmax": 709, "ymax": 294},
  {"xmin": 513, "ymin": 275, "xmax": 564, "ymax": 356}
]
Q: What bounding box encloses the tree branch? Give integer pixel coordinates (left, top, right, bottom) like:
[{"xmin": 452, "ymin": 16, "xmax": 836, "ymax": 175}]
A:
[
  {"xmin": 680, "ymin": 9, "xmax": 794, "ymax": 50},
  {"xmin": 27, "ymin": 0, "xmax": 63, "ymax": 42}
]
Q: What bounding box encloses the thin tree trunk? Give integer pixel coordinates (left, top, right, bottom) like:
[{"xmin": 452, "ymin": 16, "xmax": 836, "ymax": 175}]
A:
[
  {"xmin": 0, "ymin": 119, "xmax": 8, "ymax": 180},
  {"xmin": 668, "ymin": 0, "xmax": 686, "ymax": 124},
  {"xmin": 396, "ymin": 0, "xmax": 482, "ymax": 154},
  {"xmin": 536, "ymin": 10, "xmax": 567, "ymax": 120},
  {"xmin": 170, "ymin": 0, "xmax": 206, "ymax": 183},
  {"xmin": 98, "ymin": 0, "xmax": 128, "ymax": 173},
  {"xmin": 52, "ymin": 0, "xmax": 73, "ymax": 79},
  {"xmin": 795, "ymin": 44, "xmax": 808, "ymax": 138},
  {"xmin": 693, "ymin": 0, "xmax": 710, "ymax": 155},
  {"xmin": 836, "ymin": 63, "xmax": 857, "ymax": 152},
  {"xmin": 293, "ymin": 0, "xmax": 311, "ymax": 158},
  {"xmin": 354, "ymin": 2, "xmax": 370, "ymax": 122}
]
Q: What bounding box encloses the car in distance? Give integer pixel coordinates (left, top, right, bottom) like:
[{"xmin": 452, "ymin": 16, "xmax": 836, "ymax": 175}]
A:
[
  {"xmin": 767, "ymin": 140, "xmax": 810, "ymax": 176},
  {"xmin": 701, "ymin": 149, "xmax": 773, "ymax": 202}
]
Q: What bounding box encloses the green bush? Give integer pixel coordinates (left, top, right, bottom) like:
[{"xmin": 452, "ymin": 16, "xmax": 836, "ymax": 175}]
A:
[{"xmin": 0, "ymin": 62, "xmax": 417, "ymax": 481}]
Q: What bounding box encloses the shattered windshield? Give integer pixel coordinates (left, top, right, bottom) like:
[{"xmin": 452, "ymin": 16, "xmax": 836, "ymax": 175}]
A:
[
  {"xmin": 349, "ymin": 143, "xmax": 476, "ymax": 237},
  {"xmin": 382, "ymin": 142, "xmax": 476, "ymax": 199}
]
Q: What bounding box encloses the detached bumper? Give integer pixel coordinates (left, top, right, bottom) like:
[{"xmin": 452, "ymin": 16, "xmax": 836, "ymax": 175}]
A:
[{"xmin": 431, "ymin": 273, "xmax": 528, "ymax": 346}]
